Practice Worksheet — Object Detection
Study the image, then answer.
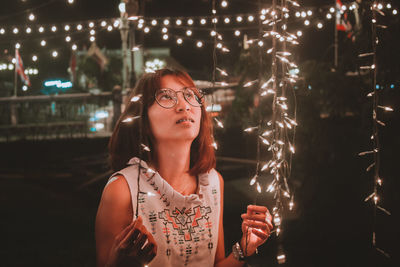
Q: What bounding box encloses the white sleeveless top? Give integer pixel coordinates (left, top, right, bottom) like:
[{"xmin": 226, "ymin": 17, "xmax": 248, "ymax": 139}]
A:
[{"xmin": 106, "ymin": 157, "xmax": 221, "ymax": 267}]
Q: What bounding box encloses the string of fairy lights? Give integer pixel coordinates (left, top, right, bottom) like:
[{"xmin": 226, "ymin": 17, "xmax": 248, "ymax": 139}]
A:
[
  {"xmin": 241, "ymin": 0, "xmax": 300, "ymax": 264},
  {"xmin": 1, "ymin": 2, "xmax": 397, "ymax": 66},
  {"xmin": 358, "ymin": 0, "xmax": 393, "ymax": 259}
]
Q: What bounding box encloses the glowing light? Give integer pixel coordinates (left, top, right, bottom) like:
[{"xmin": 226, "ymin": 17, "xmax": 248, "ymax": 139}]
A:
[
  {"xmin": 196, "ymin": 41, "xmax": 203, "ymax": 48},
  {"xmin": 22, "ymin": 85, "xmax": 28, "ymax": 91},
  {"xmin": 186, "ymin": 30, "xmax": 192, "ymax": 36},
  {"xmin": 393, "ymin": 9, "xmax": 398, "ymax": 15},
  {"xmin": 90, "ymin": 29, "xmax": 96, "ymax": 35},
  {"xmin": 65, "ymin": 36, "xmax": 71, "ymax": 42},
  {"xmin": 214, "ymin": 118, "xmax": 224, "ymax": 128},
  {"xmin": 101, "ymin": 21, "xmax": 107, "ymax": 27},
  {"xmin": 113, "ymin": 20, "xmax": 119, "ymax": 28},
  {"xmin": 0, "ymin": 28, "xmax": 4, "ymax": 34},
  {"xmin": 295, "ymin": 12, "xmax": 300, "ymax": 17},
  {"xmin": 330, "ymin": 7, "xmax": 335, "ymax": 13},
  {"xmin": 107, "ymin": 25, "xmax": 113, "ymax": 31},
  {"xmin": 77, "ymin": 24, "xmax": 83, "ymax": 30},
  {"xmin": 68, "ymin": 0, "xmax": 74, "ymax": 4},
  {"xmin": 15, "ymin": 43, "xmax": 21, "ymax": 49},
  {"xmin": 72, "ymin": 44, "xmax": 77, "ymax": 50},
  {"xmin": 377, "ymin": 3, "xmax": 383, "ymax": 10},
  {"xmin": 52, "ymin": 51, "xmax": 58, "ymax": 57},
  {"xmin": 297, "ymin": 31, "xmax": 302, "ymax": 37},
  {"xmin": 221, "ymin": 0, "xmax": 228, "ymax": 8},
  {"xmin": 28, "ymin": 13, "xmax": 35, "ymax": 21},
  {"xmin": 163, "ymin": 19, "xmax": 170, "ymax": 25},
  {"xmin": 176, "ymin": 19, "xmax": 182, "ymax": 25},
  {"xmin": 301, "ymin": 11, "xmax": 306, "ymax": 18},
  {"xmin": 317, "ymin": 22, "xmax": 323, "ymax": 29},
  {"xmin": 162, "ymin": 34, "xmax": 168, "ymax": 40},
  {"xmin": 236, "ymin": 16, "xmax": 243, "ymax": 22},
  {"xmin": 144, "ymin": 27, "xmax": 150, "ymax": 33},
  {"xmin": 51, "ymin": 26, "xmax": 57, "ymax": 32},
  {"xmin": 40, "ymin": 40, "xmax": 46, "ymax": 46},
  {"xmin": 187, "ymin": 19, "xmax": 194, "ymax": 25},
  {"xmin": 304, "ymin": 20, "xmax": 310, "ymax": 26},
  {"xmin": 250, "ymin": 175, "xmax": 257, "ymax": 186},
  {"xmin": 90, "ymin": 36, "xmax": 95, "ymax": 42},
  {"xmin": 387, "ymin": 4, "xmax": 392, "ymax": 9},
  {"xmin": 26, "ymin": 27, "xmax": 31, "ymax": 34},
  {"xmin": 13, "ymin": 28, "xmax": 19, "ymax": 34},
  {"xmin": 326, "ymin": 13, "xmax": 332, "ymax": 19},
  {"xmin": 64, "ymin": 25, "xmax": 70, "ymax": 31},
  {"xmin": 131, "ymin": 94, "xmax": 142, "ymax": 102},
  {"xmin": 177, "ymin": 38, "xmax": 183, "ymax": 45},
  {"xmin": 248, "ymin": 15, "xmax": 254, "ymax": 22},
  {"xmin": 224, "ymin": 17, "xmax": 230, "ymax": 24},
  {"xmin": 151, "ymin": 20, "xmax": 157, "ymax": 26},
  {"xmin": 307, "ymin": 10, "xmax": 312, "ymax": 16},
  {"xmin": 162, "ymin": 27, "xmax": 168, "ymax": 33},
  {"xmin": 210, "ymin": 30, "xmax": 216, "ymax": 36}
]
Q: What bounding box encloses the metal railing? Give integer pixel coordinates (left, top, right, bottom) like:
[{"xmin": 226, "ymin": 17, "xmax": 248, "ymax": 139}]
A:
[{"xmin": 0, "ymin": 92, "xmax": 120, "ymax": 142}]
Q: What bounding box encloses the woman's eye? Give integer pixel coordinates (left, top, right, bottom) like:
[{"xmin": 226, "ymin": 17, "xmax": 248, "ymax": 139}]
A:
[
  {"xmin": 160, "ymin": 94, "xmax": 173, "ymax": 100},
  {"xmin": 185, "ymin": 91, "xmax": 194, "ymax": 99}
]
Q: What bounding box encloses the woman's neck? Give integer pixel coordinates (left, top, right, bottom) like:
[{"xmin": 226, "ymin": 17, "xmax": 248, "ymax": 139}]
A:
[{"xmin": 154, "ymin": 141, "xmax": 192, "ymax": 186}]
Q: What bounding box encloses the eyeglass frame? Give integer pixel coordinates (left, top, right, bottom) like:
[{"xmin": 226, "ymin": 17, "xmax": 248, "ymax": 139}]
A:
[{"xmin": 154, "ymin": 87, "xmax": 205, "ymax": 109}]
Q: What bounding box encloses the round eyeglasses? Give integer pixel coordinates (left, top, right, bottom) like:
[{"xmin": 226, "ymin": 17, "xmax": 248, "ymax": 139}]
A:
[{"xmin": 155, "ymin": 87, "xmax": 204, "ymax": 109}]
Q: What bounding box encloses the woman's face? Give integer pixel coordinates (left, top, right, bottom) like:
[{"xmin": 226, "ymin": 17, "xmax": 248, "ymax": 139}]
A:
[{"xmin": 147, "ymin": 75, "xmax": 202, "ymax": 145}]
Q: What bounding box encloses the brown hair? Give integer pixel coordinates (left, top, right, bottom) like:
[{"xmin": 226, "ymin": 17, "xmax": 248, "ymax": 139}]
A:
[{"xmin": 108, "ymin": 68, "xmax": 216, "ymax": 175}]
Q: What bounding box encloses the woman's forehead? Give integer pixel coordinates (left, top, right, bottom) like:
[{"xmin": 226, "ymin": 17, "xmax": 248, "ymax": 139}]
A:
[{"xmin": 160, "ymin": 75, "xmax": 192, "ymax": 89}]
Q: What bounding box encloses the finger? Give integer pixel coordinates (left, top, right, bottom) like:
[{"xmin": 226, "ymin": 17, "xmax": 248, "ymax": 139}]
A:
[
  {"xmin": 247, "ymin": 205, "xmax": 269, "ymax": 214},
  {"xmin": 133, "ymin": 232, "xmax": 148, "ymax": 251},
  {"xmin": 243, "ymin": 220, "xmax": 269, "ymax": 231},
  {"xmin": 141, "ymin": 242, "xmax": 154, "ymax": 256},
  {"xmin": 241, "ymin": 213, "xmax": 266, "ymax": 222},
  {"xmin": 242, "ymin": 213, "xmax": 273, "ymax": 229},
  {"xmin": 251, "ymin": 228, "xmax": 269, "ymax": 240},
  {"xmin": 118, "ymin": 217, "xmax": 143, "ymax": 248},
  {"xmin": 114, "ymin": 220, "xmax": 136, "ymax": 244}
]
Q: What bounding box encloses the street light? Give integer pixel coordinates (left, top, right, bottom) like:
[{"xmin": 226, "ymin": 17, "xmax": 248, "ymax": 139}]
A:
[{"xmin": 119, "ymin": 0, "xmax": 139, "ymax": 92}]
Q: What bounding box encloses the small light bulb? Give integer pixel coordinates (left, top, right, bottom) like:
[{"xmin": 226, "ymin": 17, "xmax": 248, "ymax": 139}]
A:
[
  {"xmin": 13, "ymin": 28, "xmax": 19, "ymax": 34},
  {"xmin": 32, "ymin": 55, "xmax": 37, "ymax": 61},
  {"xmin": 90, "ymin": 36, "xmax": 95, "ymax": 42},
  {"xmin": 186, "ymin": 30, "xmax": 192, "ymax": 36},
  {"xmin": 221, "ymin": 0, "xmax": 228, "ymax": 8},
  {"xmin": 51, "ymin": 26, "xmax": 57, "ymax": 32},
  {"xmin": 163, "ymin": 19, "xmax": 170, "ymax": 25},
  {"xmin": 304, "ymin": 20, "xmax": 310, "ymax": 26},
  {"xmin": 40, "ymin": 40, "xmax": 46, "ymax": 46},
  {"xmin": 15, "ymin": 43, "xmax": 21, "ymax": 49},
  {"xmin": 187, "ymin": 19, "xmax": 193, "ymax": 25},
  {"xmin": 236, "ymin": 16, "xmax": 243, "ymax": 22},
  {"xmin": 151, "ymin": 20, "xmax": 157, "ymax": 26},
  {"xmin": 77, "ymin": 24, "xmax": 83, "ymax": 30},
  {"xmin": 26, "ymin": 27, "xmax": 31, "ymax": 34},
  {"xmin": 65, "ymin": 36, "xmax": 71, "ymax": 42},
  {"xmin": 52, "ymin": 51, "xmax": 58, "ymax": 57},
  {"xmin": 248, "ymin": 15, "xmax": 254, "ymax": 22},
  {"xmin": 162, "ymin": 34, "xmax": 168, "ymax": 40},
  {"xmin": 177, "ymin": 38, "xmax": 183, "ymax": 45},
  {"xmin": 72, "ymin": 44, "xmax": 77, "ymax": 50},
  {"xmin": 64, "ymin": 25, "xmax": 70, "ymax": 31},
  {"xmin": 28, "ymin": 13, "xmax": 35, "ymax": 21},
  {"xmin": 144, "ymin": 27, "xmax": 150, "ymax": 33}
]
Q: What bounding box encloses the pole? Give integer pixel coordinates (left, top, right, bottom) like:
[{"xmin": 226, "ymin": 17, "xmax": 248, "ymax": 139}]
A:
[
  {"xmin": 11, "ymin": 49, "xmax": 18, "ymax": 125},
  {"xmin": 120, "ymin": 15, "xmax": 129, "ymax": 93},
  {"xmin": 334, "ymin": 0, "xmax": 338, "ymax": 68},
  {"xmin": 14, "ymin": 49, "xmax": 17, "ymax": 97}
]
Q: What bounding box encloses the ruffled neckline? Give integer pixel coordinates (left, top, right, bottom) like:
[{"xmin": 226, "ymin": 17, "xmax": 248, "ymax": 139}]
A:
[{"xmin": 127, "ymin": 157, "xmax": 210, "ymax": 206}]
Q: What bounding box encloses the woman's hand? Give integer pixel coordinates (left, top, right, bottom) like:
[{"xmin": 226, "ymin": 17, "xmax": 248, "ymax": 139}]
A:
[
  {"xmin": 240, "ymin": 205, "xmax": 273, "ymax": 257},
  {"xmin": 106, "ymin": 216, "xmax": 157, "ymax": 267}
]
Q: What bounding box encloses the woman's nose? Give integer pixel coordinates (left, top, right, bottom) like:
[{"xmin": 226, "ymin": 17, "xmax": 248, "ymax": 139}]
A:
[{"xmin": 175, "ymin": 93, "xmax": 190, "ymax": 112}]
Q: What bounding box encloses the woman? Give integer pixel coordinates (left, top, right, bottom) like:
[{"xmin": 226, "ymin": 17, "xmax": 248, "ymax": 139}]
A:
[{"xmin": 96, "ymin": 69, "xmax": 273, "ymax": 267}]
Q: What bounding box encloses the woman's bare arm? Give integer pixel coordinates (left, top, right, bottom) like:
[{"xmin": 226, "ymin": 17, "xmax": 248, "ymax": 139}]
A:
[{"xmin": 95, "ymin": 175, "xmax": 133, "ymax": 267}]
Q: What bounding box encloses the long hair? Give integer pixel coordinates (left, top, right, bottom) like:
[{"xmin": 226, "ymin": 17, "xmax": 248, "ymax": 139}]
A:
[{"xmin": 108, "ymin": 68, "xmax": 216, "ymax": 176}]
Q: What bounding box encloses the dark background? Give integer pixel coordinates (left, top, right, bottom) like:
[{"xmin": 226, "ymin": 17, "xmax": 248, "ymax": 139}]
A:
[{"xmin": 1, "ymin": 1, "xmax": 399, "ymax": 267}]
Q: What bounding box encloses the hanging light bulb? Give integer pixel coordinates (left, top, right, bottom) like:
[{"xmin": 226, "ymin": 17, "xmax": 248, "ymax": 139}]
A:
[
  {"xmin": 40, "ymin": 40, "xmax": 46, "ymax": 46},
  {"xmin": 151, "ymin": 19, "xmax": 157, "ymax": 26},
  {"xmin": 72, "ymin": 44, "xmax": 77, "ymax": 50},
  {"xmin": 52, "ymin": 51, "xmax": 58, "ymax": 57},
  {"xmin": 77, "ymin": 24, "xmax": 83, "ymax": 30},
  {"xmin": 28, "ymin": 13, "xmax": 35, "ymax": 21},
  {"xmin": 51, "ymin": 26, "xmax": 57, "ymax": 32},
  {"xmin": 26, "ymin": 27, "xmax": 32, "ymax": 34},
  {"xmin": 186, "ymin": 30, "xmax": 192, "ymax": 36},
  {"xmin": 221, "ymin": 0, "xmax": 228, "ymax": 8},
  {"xmin": 176, "ymin": 38, "xmax": 183, "ymax": 45},
  {"xmin": 176, "ymin": 19, "xmax": 182, "ymax": 25},
  {"xmin": 64, "ymin": 25, "xmax": 70, "ymax": 31},
  {"xmin": 196, "ymin": 41, "xmax": 203, "ymax": 48},
  {"xmin": 13, "ymin": 28, "xmax": 19, "ymax": 34}
]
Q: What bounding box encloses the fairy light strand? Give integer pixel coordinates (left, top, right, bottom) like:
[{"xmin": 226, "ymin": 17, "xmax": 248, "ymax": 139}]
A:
[{"xmin": 359, "ymin": 1, "xmax": 392, "ymax": 258}]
